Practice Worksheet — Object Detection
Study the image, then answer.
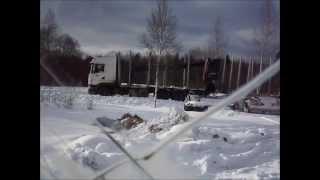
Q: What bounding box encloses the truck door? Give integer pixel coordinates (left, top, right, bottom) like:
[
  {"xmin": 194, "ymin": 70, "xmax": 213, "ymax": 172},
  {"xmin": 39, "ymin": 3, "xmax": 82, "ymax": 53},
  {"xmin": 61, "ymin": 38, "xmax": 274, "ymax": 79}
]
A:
[{"xmin": 90, "ymin": 63, "xmax": 105, "ymax": 85}]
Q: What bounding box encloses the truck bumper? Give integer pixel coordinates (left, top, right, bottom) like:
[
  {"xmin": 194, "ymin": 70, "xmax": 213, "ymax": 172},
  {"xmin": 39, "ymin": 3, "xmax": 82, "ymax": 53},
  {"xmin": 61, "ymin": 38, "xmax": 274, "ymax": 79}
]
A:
[
  {"xmin": 88, "ymin": 86, "xmax": 98, "ymax": 94},
  {"xmin": 184, "ymin": 105, "xmax": 208, "ymax": 112}
]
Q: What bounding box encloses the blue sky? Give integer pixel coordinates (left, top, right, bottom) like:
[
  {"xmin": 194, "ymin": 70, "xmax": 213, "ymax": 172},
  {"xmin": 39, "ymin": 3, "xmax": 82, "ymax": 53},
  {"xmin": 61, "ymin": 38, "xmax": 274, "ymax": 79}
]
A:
[{"xmin": 41, "ymin": 0, "xmax": 280, "ymax": 56}]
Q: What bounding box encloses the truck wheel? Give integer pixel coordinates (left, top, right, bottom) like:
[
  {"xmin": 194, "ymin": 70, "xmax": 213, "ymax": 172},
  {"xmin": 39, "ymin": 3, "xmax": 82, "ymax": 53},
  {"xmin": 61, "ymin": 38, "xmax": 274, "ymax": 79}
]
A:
[
  {"xmin": 98, "ymin": 87, "xmax": 111, "ymax": 96},
  {"xmin": 129, "ymin": 89, "xmax": 137, "ymax": 97},
  {"xmin": 184, "ymin": 106, "xmax": 191, "ymax": 111},
  {"xmin": 88, "ymin": 88, "xmax": 97, "ymax": 95},
  {"xmin": 138, "ymin": 89, "xmax": 148, "ymax": 97},
  {"xmin": 98, "ymin": 87, "xmax": 106, "ymax": 96},
  {"xmin": 244, "ymin": 106, "xmax": 248, "ymax": 113}
]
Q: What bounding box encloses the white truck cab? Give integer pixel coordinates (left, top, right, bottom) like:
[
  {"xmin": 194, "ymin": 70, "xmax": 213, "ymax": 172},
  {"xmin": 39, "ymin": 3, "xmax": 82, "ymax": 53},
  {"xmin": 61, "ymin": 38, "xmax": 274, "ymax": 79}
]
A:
[{"xmin": 88, "ymin": 55, "xmax": 118, "ymax": 86}]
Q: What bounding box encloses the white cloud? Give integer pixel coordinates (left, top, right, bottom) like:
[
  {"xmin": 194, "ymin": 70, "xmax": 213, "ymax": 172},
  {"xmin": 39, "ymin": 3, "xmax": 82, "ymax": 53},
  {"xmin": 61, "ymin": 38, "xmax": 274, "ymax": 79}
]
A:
[
  {"xmin": 81, "ymin": 45, "xmax": 144, "ymax": 55},
  {"xmin": 235, "ymin": 28, "xmax": 255, "ymax": 42},
  {"xmin": 41, "ymin": 0, "xmax": 272, "ymax": 57},
  {"xmin": 180, "ymin": 33, "xmax": 210, "ymax": 51}
]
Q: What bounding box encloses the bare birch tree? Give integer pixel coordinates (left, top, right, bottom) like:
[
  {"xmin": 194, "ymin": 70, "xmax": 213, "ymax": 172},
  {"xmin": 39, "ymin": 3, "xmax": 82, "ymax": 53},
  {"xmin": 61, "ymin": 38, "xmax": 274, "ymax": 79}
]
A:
[
  {"xmin": 208, "ymin": 16, "xmax": 227, "ymax": 59},
  {"xmin": 253, "ymin": 0, "xmax": 280, "ymax": 57},
  {"xmin": 41, "ymin": 8, "xmax": 82, "ymax": 57},
  {"xmin": 253, "ymin": 0, "xmax": 279, "ymax": 95},
  {"xmin": 140, "ymin": 0, "xmax": 181, "ymax": 108},
  {"xmin": 40, "ymin": 8, "xmax": 59, "ymax": 53}
]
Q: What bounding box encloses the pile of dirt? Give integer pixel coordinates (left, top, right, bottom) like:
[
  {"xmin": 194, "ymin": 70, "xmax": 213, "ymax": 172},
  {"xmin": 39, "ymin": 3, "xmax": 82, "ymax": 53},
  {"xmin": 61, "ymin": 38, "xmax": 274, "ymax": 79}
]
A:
[
  {"xmin": 148, "ymin": 108, "xmax": 189, "ymax": 134},
  {"xmin": 149, "ymin": 124, "xmax": 163, "ymax": 133},
  {"xmin": 118, "ymin": 113, "xmax": 144, "ymax": 129}
]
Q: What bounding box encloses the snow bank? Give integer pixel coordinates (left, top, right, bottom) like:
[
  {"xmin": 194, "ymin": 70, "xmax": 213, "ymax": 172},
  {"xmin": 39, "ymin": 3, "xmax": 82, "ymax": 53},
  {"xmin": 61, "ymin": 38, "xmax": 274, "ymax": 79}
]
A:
[
  {"xmin": 65, "ymin": 106, "xmax": 190, "ymax": 171},
  {"xmin": 41, "ymin": 86, "xmax": 279, "ymax": 179},
  {"xmin": 171, "ymin": 125, "xmax": 280, "ymax": 177},
  {"xmin": 126, "ymin": 107, "xmax": 189, "ymax": 140},
  {"xmin": 214, "ymin": 159, "xmax": 280, "ymax": 179},
  {"xmin": 40, "ymin": 86, "xmax": 185, "ymax": 110},
  {"xmin": 40, "ymin": 87, "xmax": 80, "ymax": 109},
  {"xmin": 192, "ymin": 126, "xmax": 233, "ymax": 143},
  {"xmin": 67, "ymin": 134, "xmax": 123, "ymax": 171}
]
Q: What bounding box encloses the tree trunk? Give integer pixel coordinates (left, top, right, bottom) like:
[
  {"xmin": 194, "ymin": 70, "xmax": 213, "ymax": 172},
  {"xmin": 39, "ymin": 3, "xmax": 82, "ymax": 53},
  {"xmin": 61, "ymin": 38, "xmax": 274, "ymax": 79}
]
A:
[
  {"xmin": 186, "ymin": 55, "xmax": 190, "ymax": 88},
  {"xmin": 251, "ymin": 57, "xmax": 254, "ymax": 81},
  {"xmin": 128, "ymin": 55, "xmax": 132, "ymax": 86},
  {"xmin": 147, "ymin": 57, "xmax": 151, "ymax": 85},
  {"xmin": 267, "ymin": 56, "xmax": 272, "ymax": 95},
  {"xmin": 183, "ymin": 56, "xmax": 186, "ymax": 87},
  {"xmin": 256, "ymin": 56, "xmax": 263, "ymax": 95},
  {"xmin": 117, "ymin": 54, "xmax": 121, "ymax": 85},
  {"xmin": 237, "ymin": 56, "xmax": 242, "ymax": 88},
  {"xmin": 221, "ymin": 56, "xmax": 227, "ymax": 92},
  {"xmin": 228, "ymin": 56, "xmax": 234, "ymax": 92},
  {"xmin": 154, "ymin": 53, "xmax": 161, "ymax": 108},
  {"xmin": 246, "ymin": 57, "xmax": 251, "ymax": 83},
  {"xmin": 162, "ymin": 57, "xmax": 167, "ymax": 87}
]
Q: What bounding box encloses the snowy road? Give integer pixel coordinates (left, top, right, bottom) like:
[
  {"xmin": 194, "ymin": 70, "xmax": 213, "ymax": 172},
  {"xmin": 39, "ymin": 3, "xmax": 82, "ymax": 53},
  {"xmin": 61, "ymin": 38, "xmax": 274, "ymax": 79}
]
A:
[{"xmin": 40, "ymin": 88, "xmax": 279, "ymax": 179}]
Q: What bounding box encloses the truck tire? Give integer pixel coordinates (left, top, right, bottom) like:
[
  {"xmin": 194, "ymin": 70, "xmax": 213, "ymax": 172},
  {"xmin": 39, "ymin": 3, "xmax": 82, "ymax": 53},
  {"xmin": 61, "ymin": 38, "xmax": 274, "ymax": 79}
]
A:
[
  {"xmin": 88, "ymin": 87, "xmax": 97, "ymax": 95},
  {"xmin": 138, "ymin": 88, "xmax": 148, "ymax": 97},
  {"xmin": 244, "ymin": 106, "xmax": 248, "ymax": 113},
  {"xmin": 184, "ymin": 106, "xmax": 192, "ymax": 111},
  {"xmin": 98, "ymin": 87, "xmax": 107, "ymax": 96},
  {"xmin": 129, "ymin": 89, "xmax": 138, "ymax": 97},
  {"xmin": 98, "ymin": 86, "xmax": 113, "ymax": 96}
]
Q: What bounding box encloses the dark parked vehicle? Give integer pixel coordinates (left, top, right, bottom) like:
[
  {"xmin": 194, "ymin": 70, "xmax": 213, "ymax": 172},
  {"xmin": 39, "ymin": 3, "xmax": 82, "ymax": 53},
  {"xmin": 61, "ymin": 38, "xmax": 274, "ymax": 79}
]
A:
[
  {"xmin": 230, "ymin": 96, "xmax": 280, "ymax": 115},
  {"xmin": 184, "ymin": 93, "xmax": 209, "ymax": 111}
]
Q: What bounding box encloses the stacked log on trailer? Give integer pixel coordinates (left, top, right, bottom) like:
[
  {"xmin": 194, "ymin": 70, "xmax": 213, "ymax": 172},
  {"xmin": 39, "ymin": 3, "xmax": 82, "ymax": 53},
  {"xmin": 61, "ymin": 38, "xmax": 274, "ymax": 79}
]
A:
[
  {"xmin": 122, "ymin": 54, "xmax": 221, "ymax": 84},
  {"xmin": 221, "ymin": 55, "xmax": 279, "ymax": 95},
  {"xmin": 115, "ymin": 52, "xmax": 279, "ymax": 98},
  {"xmin": 116, "ymin": 53, "xmax": 223, "ymax": 99}
]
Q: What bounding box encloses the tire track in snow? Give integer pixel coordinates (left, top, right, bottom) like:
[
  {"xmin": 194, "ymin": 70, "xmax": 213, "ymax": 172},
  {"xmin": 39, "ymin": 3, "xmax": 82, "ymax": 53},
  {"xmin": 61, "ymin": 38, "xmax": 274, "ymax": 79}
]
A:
[{"xmin": 259, "ymin": 117, "xmax": 279, "ymax": 125}]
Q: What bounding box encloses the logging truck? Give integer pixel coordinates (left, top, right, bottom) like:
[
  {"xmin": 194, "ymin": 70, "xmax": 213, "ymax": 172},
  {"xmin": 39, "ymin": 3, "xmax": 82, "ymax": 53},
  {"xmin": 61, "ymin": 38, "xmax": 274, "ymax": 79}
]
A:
[{"xmin": 88, "ymin": 54, "xmax": 223, "ymax": 101}]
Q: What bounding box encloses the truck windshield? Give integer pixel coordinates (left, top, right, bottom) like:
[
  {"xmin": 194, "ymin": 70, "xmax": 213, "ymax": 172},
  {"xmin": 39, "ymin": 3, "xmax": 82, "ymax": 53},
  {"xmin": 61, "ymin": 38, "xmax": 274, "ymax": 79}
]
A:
[
  {"xmin": 190, "ymin": 95, "xmax": 200, "ymax": 101},
  {"xmin": 92, "ymin": 64, "xmax": 105, "ymax": 73}
]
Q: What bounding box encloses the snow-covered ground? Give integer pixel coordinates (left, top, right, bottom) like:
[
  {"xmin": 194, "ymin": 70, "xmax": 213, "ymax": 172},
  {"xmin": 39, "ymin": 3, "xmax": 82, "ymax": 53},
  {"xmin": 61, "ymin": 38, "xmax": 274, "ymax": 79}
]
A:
[{"xmin": 40, "ymin": 87, "xmax": 280, "ymax": 179}]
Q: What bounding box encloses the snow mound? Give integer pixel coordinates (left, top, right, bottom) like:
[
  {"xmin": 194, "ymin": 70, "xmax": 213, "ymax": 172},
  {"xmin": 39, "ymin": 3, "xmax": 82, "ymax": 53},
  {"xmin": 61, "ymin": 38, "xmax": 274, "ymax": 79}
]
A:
[
  {"xmin": 192, "ymin": 126, "xmax": 233, "ymax": 143},
  {"xmin": 93, "ymin": 117, "xmax": 122, "ymax": 131},
  {"xmin": 65, "ymin": 107, "xmax": 189, "ymax": 171},
  {"xmin": 41, "ymin": 86, "xmax": 279, "ymax": 178},
  {"xmin": 154, "ymin": 107, "xmax": 189, "ymax": 130},
  {"xmin": 67, "ymin": 135, "xmax": 123, "ymax": 171},
  {"xmin": 171, "ymin": 125, "xmax": 279, "ymax": 177},
  {"xmin": 124, "ymin": 107, "xmax": 189, "ymax": 140},
  {"xmin": 144, "ymin": 107, "xmax": 189, "ymax": 139},
  {"xmin": 41, "ymin": 86, "xmax": 186, "ymax": 111},
  {"xmin": 214, "ymin": 159, "xmax": 280, "ymax": 179}
]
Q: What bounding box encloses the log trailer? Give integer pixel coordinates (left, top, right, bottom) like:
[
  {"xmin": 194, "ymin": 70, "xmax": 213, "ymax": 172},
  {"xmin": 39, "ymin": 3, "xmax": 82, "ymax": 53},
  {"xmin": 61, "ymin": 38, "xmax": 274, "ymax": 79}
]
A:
[{"xmin": 88, "ymin": 54, "xmax": 223, "ymax": 101}]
